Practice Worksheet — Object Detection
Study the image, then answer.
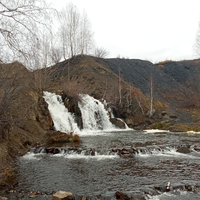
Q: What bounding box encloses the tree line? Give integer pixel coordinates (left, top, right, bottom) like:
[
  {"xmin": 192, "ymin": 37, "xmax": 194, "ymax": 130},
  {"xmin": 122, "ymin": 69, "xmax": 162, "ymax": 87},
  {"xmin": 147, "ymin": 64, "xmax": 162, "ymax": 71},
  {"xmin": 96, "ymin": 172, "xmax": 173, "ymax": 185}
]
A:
[{"xmin": 0, "ymin": 0, "xmax": 109, "ymax": 70}]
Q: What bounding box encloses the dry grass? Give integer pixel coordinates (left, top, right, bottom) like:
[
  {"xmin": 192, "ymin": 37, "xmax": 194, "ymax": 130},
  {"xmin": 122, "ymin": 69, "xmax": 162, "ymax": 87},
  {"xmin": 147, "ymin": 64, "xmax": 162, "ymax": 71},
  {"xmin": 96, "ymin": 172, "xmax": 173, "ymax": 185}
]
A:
[
  {"xmin": 155, "ymin": 60, "xmax": 173, "ymax": 65},
  {"xmin": 154, "ymin": 101, "xmax": 168, "ymax": 110},
  {"xmin": 157, "ymin": 64, "xmax": 164, "ymax": 69}
]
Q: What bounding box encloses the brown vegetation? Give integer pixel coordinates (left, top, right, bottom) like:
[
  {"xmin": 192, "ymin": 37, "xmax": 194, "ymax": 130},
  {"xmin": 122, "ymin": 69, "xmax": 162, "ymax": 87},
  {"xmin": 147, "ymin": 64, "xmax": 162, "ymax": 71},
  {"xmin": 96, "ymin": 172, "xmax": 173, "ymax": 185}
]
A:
[
  {"xmin": 73, "ymin": 134, "xmax": 80, "ymax": 142},
  {"xmin": 155, "ymin": 60, "xmax": 173, "ymax": 65}
]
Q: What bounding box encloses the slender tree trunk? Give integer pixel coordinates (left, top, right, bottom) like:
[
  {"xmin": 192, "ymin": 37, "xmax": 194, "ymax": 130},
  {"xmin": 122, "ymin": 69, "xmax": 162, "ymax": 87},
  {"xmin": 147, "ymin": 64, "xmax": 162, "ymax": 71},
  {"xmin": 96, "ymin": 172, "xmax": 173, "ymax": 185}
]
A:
[{"xmin": 150, "ymin": 74, "xmax": 153, "ymax": 116}]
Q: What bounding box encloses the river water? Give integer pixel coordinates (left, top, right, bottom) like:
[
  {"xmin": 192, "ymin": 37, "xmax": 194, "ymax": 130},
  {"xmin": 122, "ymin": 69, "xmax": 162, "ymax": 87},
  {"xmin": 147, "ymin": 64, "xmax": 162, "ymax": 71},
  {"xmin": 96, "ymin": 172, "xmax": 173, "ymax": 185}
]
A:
[{"xmin": 13, "ymin": 129, "xmax": 200, "ymax": 199}]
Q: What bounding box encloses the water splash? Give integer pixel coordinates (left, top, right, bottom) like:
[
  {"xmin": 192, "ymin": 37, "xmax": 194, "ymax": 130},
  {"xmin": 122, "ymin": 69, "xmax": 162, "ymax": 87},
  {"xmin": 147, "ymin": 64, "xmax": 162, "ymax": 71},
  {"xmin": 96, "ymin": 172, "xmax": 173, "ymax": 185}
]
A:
[
  {"xmin": 43, "ymin": 91, "xmax": 80, "ymax": 134},
  {"xmin": 78, "ymin": 94, "xmax": 114, "ymax": 130}
]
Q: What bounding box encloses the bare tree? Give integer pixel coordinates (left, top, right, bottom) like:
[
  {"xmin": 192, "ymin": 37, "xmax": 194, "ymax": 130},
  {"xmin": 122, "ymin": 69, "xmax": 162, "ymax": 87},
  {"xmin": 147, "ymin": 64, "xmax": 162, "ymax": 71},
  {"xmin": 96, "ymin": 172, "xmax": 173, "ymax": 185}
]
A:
[
  {"xmin": 94, "ymin": 47, "xmax": 109, "ymax": 58},
  {"xmin": 135, "ymin": 92, "xmax": 144, "ymax": 115},
  {"xmin": 59, "ymin": 3, "xmax": 80, "ymax": 59},
  {"xmin": 194, "ymin": 21, "xmax": 200, "ymax": 57},
  {"xmin": 149, "ymin": 74, "xmax": 154, "ymax": 116},
  {"xmin": 50, "ymin": 47, "xmax": 62, "ymax": 64},
  {"xmin": 58, "ymin": 3, "xmax": 94, "ymax": 59},
  {"xmin": 79, "ymin": 11, "xmax": 94, "ymax": 55},
  {"xmin": 0, "ymin": 0, "xmax": 52, "ymax": 63},
  {"xmin": 118, "ymin": 67, "xmax": 122, "ymax": 106}
]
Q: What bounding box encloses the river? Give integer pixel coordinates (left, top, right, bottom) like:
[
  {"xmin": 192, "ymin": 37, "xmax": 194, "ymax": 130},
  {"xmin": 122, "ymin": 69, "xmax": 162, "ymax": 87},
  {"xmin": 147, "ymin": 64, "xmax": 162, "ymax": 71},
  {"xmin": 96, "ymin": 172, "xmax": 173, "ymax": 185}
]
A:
[{"xmin": 12, "ymin": 129, "xmax": 200, "ymax": 199}]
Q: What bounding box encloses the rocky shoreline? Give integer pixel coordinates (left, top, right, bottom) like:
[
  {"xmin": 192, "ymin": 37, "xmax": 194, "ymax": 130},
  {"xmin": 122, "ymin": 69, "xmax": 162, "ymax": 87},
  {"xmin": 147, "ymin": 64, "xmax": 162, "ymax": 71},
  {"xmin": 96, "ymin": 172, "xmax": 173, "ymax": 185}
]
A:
[{"xmin": 1, "ymin": 181, "xmax": 200, "ymax": 200}]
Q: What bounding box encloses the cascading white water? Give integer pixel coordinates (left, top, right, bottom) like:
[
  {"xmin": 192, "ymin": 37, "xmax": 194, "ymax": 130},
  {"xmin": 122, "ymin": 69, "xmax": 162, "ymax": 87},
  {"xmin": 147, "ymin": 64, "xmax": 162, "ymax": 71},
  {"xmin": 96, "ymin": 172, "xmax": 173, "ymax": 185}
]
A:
[
  {"xmin": 43, "ymin": 91, "xmax": 80, "ymax": 134},
  {"xmin": 78, "ymin": 94, "xmax": 114, "ymax": 130}
]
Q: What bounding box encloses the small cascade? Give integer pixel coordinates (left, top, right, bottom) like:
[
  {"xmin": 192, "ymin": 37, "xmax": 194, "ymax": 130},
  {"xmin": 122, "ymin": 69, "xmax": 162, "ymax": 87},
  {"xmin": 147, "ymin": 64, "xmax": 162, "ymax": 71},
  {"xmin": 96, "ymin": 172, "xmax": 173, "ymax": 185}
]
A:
[
  {"xmin": 24, "ymin": 147, "xmax": 119, "ymax": 160},
  {"xmin": 78, "ymin": 94, "xmax": 114, "ymax": 130},
  {"xmin": 43, "ymin": 91, "xmax": 80, "ymax": 133}
]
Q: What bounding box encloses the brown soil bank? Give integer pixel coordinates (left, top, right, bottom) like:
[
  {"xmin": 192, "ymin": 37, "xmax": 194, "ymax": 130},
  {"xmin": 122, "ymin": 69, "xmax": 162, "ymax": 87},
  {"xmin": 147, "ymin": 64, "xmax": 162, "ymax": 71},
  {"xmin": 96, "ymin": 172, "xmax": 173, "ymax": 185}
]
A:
[{"xmin": 0, "ymin": 62, "xmax": 53, "ymax": 181}]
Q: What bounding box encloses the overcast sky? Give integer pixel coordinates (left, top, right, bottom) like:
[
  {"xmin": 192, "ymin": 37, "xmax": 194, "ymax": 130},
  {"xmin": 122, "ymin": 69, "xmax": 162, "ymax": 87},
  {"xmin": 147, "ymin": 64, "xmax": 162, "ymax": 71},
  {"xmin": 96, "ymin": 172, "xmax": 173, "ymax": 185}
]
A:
[{"xmin": 49, "ymin": 0, "xmax": 200, "ymax": 63}]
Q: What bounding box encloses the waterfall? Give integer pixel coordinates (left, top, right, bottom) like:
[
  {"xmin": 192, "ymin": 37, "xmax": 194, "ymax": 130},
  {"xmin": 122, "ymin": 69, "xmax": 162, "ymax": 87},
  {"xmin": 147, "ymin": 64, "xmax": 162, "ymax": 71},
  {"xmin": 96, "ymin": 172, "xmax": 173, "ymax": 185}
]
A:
[
  {"xmin": 43, "ymin": 91, "xmax": 80, "ymax": 134},
  {"xmin": 78, "ymin": 94, "xmax": 114, "ymax": 130}
]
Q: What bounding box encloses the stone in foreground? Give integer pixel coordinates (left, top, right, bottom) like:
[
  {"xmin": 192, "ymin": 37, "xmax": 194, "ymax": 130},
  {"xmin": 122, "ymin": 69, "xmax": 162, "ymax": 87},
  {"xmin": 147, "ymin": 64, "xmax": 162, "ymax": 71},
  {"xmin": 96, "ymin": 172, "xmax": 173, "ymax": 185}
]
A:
[{"xmin": 52, "ymin": 191, "xmax": 73, "ymax": 200}]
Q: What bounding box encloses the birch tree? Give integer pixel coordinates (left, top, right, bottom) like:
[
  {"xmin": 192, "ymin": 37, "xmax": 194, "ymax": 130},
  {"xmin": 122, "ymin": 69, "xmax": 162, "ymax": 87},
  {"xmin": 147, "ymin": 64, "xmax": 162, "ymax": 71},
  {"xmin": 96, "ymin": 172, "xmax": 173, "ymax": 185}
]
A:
[
  {"xmin": 118, "ymin": 67, "xmax": 122, "ymax": 106},
  {"xmin": 149, "ymin": 74, "xmax": 154, "ymax": 116},
  {"xmin": 79, "ymin": 11, "xmax": 94, "ymax": 55},
  {"xmin": 59, "ymin": 3, "xmax": 80, "ymax": 59},
  {"xmin": 58, "ymin": 3, "xmax": 94, "ymax": 59},
  {"xmin": 0, "ymin": 0, "xmax": 51, "ymax": 63},
  {"xmin": 194, "ymin": 20, "xmax": 200, "ymax": 57}
]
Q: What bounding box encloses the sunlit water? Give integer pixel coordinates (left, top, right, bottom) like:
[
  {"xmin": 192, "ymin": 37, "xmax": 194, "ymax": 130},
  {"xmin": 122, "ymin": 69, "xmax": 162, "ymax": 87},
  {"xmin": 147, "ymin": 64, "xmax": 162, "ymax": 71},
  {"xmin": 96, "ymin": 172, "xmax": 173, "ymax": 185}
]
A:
[{"xmin": 14, "ymin": 130, "xmax": 200, "ymax": 199}]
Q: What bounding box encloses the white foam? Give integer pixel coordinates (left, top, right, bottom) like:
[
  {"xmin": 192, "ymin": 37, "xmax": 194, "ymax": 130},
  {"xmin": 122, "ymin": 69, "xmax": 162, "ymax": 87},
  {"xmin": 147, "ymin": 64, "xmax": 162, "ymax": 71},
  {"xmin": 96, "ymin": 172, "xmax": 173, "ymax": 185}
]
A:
[
  {"xmin": 136, "ymin": 147, "xmax": 198, "ymax": 159},
  {"xmin": 21, "ymin": 152, "xmax": 42, "ymax": 160},
  {"xmin": 147, "ymin": 190, "xmax": 195, "ymax": 200},
  {"xmin": 52, "ymin": 151, "xmax": 119, "ymax": 160},
  {"xmin": 78, "ymin": 128, "xmax": 134, "ymax": 136},
  {"xmin": 144, "ymin": 129, "xmax": 169, "ymax": 133},
  {"xmin": 147, "ymin": 192, "xmax": 176, "ymax": 200}
]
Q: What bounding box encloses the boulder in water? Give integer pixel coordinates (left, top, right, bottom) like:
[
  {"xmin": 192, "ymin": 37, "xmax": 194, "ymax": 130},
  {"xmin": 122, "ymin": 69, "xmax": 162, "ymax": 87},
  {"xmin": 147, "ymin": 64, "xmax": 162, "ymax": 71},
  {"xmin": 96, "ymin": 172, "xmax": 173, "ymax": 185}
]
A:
[
  {"xmin": 177, "ymin": 147, "xmax": 191, "ymax": 154},
  {"xmin": 52, "ymin": 191, "xmax": 73, "ymax": 200},
  {"xmin": 90, "ymin": 148, "xmax": 95, "ymax": 156},
  {"xmin": 110, "ymin": 118, "xmax": 126, "ymax": 129},
  {"xmin": 194, "ymin": 145, "xmax": 200, "ymax": 151},
  {"xmin": 46, "ymin": 130, "xmax": 70, "ymax": 144},
  {"xmin": 116, "ymin": 191, "xmax": 131, "ymax": 200}
]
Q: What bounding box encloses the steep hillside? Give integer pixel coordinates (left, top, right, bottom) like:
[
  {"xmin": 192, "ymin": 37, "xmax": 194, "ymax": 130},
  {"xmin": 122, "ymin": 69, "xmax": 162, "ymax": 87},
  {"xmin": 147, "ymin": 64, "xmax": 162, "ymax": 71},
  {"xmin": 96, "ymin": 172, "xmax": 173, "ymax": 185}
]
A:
[
  {"xmin": 45, "ymin": 55, "xmax": 150, "ymax": 121},
  {"xmin": 158, "ymin": 59, "xmax": 200, "ymax": 108},
  {"xmin": 96, "ymin": 58, "xmax": 189, "ymax": 106},
  {"xmin": 45, "ymin": 55, "xmax": 200, "ymax": 126},
  {"xmin": 0, "ymin": 62, "xmax": 53, "ymax": 173}
]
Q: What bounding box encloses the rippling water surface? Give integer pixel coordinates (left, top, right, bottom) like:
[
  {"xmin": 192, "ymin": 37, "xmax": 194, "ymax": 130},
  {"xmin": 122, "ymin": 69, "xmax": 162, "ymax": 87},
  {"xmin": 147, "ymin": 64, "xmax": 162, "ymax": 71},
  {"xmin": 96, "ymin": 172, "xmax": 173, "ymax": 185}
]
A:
[{"xmin": 15, "ymin": 130, "xmax": 200, "ymax": 199}]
